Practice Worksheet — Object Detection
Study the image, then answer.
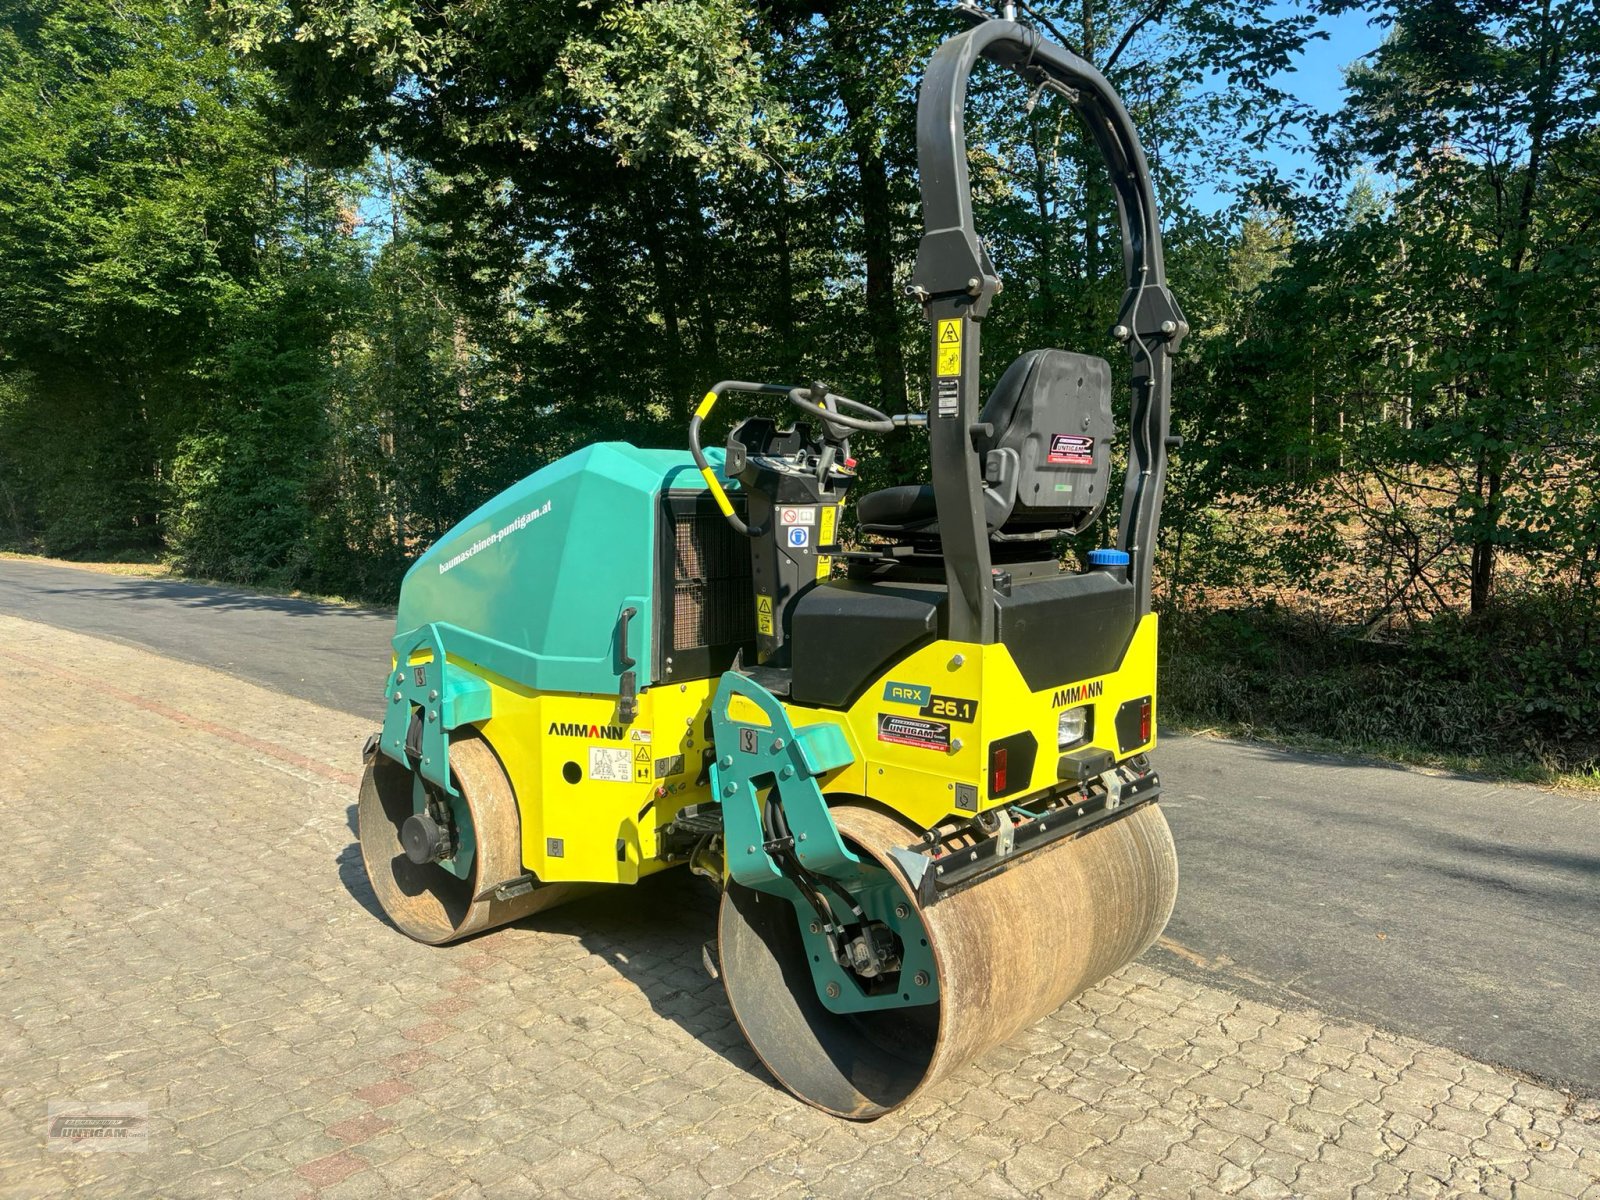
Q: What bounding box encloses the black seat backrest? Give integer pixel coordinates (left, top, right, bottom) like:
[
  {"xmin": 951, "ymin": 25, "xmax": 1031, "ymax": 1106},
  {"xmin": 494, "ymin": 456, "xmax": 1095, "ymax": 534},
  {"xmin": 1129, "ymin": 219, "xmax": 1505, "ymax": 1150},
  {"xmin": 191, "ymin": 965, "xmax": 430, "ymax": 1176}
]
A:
[{"xmin": 978, "ymin": 349, "xmax": 1114, "ymax": 534}]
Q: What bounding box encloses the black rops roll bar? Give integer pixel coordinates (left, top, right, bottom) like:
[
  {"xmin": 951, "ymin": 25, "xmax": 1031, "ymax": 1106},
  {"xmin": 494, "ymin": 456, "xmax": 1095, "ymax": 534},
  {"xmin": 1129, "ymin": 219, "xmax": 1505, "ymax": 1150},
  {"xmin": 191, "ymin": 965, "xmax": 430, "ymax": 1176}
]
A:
[{"xmin": 908, "ymin": 10, "xmax": 1187, "ymax": 642}]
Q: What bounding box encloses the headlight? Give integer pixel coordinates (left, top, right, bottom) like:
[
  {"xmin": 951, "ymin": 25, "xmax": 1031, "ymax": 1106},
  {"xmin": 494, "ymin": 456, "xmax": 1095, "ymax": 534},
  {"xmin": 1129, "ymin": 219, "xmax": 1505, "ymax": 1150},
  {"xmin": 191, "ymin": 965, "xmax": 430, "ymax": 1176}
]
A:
[{"xmin": 1058, "ymin": 705, "xmax": 1091, "ymax": 749}]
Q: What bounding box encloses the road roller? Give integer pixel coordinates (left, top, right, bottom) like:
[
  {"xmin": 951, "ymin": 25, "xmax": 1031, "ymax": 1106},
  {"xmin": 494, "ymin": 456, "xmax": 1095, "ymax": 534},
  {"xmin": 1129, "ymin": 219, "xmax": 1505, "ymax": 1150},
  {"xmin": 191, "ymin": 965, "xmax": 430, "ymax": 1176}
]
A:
[{"xmin": 358, "ymin": 7, "xmax": 1186, "ymax": 1118}]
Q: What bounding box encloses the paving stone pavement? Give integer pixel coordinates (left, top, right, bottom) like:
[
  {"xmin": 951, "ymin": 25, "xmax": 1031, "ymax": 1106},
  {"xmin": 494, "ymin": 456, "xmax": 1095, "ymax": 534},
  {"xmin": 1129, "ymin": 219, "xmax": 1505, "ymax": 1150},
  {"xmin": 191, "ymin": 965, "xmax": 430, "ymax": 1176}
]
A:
[{"xmin": 2, "ymin": 613, "xmax": 1597, "ymax": 1200}]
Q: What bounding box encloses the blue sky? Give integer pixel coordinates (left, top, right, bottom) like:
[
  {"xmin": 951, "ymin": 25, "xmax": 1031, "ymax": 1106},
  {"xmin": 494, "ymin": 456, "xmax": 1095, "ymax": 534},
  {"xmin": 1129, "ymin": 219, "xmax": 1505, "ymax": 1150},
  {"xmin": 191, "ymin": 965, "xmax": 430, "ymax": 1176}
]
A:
[
  {"xmin": 1182, "ymin": 3, "xmax": 1387, "ymax": 211},
  {"xmin": 1270, "ymin": 2, "xmax": 1383, "ymax": 114},
  {"xmin": 1259, "ymin": 2, "xmax": 1386, "ymax": 173}
]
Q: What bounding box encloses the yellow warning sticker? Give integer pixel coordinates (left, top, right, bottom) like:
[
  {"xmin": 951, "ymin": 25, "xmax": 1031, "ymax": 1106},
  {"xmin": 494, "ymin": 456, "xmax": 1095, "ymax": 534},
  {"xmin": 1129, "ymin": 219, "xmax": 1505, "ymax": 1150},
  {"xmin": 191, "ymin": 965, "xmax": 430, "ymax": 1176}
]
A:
[
  {"xmin": 817, "ymin": 506, "xmax": 837, "ymax": 580},
  {"xmin": 937, "ymin": 319, "xmax": 963, "ymax": 377},
  {"xmin": 633, "ymin": 745, "xmax": 651, "ymax": 764},
  {"xmin": 756, "ymin": 594, "xmax": 774, "ymax": 636}
]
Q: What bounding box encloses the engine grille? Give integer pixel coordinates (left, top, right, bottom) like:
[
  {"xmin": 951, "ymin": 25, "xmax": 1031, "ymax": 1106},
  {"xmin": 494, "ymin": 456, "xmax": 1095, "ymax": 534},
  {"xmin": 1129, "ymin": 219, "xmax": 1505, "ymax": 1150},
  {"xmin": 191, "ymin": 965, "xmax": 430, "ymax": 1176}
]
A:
[{"xmin": 671, "ymin": 508, "xmax": 754, "ymax": 651}]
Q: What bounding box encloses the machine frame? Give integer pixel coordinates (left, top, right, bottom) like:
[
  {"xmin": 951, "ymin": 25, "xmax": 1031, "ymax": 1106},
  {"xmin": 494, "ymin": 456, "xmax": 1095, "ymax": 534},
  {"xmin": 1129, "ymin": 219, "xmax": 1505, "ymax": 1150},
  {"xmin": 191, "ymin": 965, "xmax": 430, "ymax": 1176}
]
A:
[{"xmin": 911, "ymin": 10, "xmax": 1187, "ymax": 637}]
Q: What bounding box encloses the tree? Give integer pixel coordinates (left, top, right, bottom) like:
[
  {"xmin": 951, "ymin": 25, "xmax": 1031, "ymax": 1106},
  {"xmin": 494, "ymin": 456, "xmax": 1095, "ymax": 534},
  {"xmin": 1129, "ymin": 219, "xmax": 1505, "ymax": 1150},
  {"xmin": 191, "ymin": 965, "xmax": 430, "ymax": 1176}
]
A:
[
  {"xmin": 1313, "ymin": 0, "xmax": 1600, "ymax": 614},
  {"xmin": 0, "ymin": 0, "xmax": 275, "ymax": 553}
]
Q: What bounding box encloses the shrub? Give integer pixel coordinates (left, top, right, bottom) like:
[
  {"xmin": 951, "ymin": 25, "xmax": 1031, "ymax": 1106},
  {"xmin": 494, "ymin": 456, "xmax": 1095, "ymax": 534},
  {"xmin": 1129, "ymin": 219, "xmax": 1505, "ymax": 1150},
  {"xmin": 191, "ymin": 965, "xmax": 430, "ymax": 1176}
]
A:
[{"xmin": 1160, "ymin": 590, "xmax": 1600, "ymax": 774}]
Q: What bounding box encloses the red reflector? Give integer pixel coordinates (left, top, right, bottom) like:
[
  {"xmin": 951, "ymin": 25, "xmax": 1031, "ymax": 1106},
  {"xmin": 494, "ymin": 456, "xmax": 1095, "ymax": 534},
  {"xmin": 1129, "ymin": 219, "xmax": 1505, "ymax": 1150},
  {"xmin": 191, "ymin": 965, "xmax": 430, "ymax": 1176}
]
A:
[
  {"xmin": 993, "ymin": 747, "xmax": 1008, "ymax": 794},
  {"xmin": 844, "ymin": 457, "xmax": 858, "ymax": 469},
  {"xmin": 1140, "ymin": 698, "xmax": 1152, "ymax": 743}
]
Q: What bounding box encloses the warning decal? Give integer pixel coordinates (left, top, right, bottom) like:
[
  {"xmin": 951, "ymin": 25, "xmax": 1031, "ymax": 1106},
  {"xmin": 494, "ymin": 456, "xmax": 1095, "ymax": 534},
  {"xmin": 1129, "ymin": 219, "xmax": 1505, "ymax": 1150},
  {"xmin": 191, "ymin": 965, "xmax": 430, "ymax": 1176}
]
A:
[
  {"xmin": 876, "ymin": 713, "xmax": 952, "ymax": 752},
  {"xmin": 786, "ymin": 526, "xmax": 810, "ymax": 549},
  {"xmin": 589, "ymin": 746, "xmax": 631, "ymax": 783},
  {"xmin": 779, "ymin": 507, "xmax": 817, "ymax": 526},
  {"xmin": 755, "ymin": 594, "xmax": 774, "ymax": 636},
  {"xmin": 937, "ymin": 319, "xmax": 963, "ymax": 377},
  {"xmin": 817, "ymin": 506, "xmax": 838, "ymax": 579},
  {"xmin": 1048, "ymin": 434, "xmax": 1095, "ymax": 465}
]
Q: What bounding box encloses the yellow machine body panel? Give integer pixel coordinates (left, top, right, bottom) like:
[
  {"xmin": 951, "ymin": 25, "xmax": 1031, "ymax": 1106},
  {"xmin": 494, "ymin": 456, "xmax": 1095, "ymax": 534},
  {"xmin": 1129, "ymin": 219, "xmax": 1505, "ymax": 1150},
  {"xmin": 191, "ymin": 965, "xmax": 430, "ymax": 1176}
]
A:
[
  {"xmin": 469, "ymin": 612, "xmax": 1157, "ymax": 883},
  {"xmin": 473, "ymin": 673, "xmax": 708, "ymax": 884},
  {"xmin": 799, "ymin": 613, "xmax": 1158, "ymax": 829}
]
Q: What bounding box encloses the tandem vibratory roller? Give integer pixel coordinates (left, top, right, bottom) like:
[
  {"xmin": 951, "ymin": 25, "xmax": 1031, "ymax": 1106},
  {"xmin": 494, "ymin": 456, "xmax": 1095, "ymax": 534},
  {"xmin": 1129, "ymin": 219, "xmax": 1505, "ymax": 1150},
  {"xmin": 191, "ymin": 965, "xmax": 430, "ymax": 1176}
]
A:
[{"xmin": 357, "ymin": 3, "xmax": 1186, "ymax": 1118}]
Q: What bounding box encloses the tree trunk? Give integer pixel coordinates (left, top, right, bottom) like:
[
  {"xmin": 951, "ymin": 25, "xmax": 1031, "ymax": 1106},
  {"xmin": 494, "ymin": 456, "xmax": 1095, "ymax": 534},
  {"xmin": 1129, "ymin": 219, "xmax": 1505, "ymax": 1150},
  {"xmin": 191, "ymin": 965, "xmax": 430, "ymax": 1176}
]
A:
[
  {"xmin": 855, "ymin": 132, "xmax": 906, "ymax": 411},
  {"xmin": 826, "ymin": 12, "xmax": 906, "ymax": 412},
  {"xmin": 1469, "ymin": 457, "xmax": 1503, "ymax": 616},
  {"xmin": 773, "ymin": 171, "xmax": 797, "ymax": 374},
  {"xmin": 641, "ymin": 202, "xmax": 688, "ymax": 403},
  {"xmin": 1029, "ymin": 119, "xmax": 1055, "ymax": 343},
  {"xmin": 1168, "ymin": 515, "xmax": 1187, "ymax": 609},
  {"xmin": 1080, "ymin": 0, "xmax": 1102, "ymax": 317},
  {"xmin": 1470, "ymin": 0, "xmax": 1554, "ymax": 617},
  {"xmin": 682, "ymin": 172, "xmax": 721, "ymax": 376}
]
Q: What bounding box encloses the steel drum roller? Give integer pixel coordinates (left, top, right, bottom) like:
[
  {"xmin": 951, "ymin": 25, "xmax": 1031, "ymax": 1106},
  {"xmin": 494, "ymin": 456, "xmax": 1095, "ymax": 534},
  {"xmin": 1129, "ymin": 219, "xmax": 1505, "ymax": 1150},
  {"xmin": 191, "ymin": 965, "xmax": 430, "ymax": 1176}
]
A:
[
  {"xmin": 718, "ymin": 802, "xmax": 1178, "ymax": 1117},
  {"xmin": 358, "ymin": 736, "xmax": 590, "ymax": 945}
]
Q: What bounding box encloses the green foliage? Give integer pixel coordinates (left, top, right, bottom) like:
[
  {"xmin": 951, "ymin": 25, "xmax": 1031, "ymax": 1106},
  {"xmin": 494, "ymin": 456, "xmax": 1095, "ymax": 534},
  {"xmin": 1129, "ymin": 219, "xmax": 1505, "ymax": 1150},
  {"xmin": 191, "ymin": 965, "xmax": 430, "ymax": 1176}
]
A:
[
  {"xmin": 1162, "ymin": 588, "xmax": 1600, "ymax": 774},
  {"xmin": 1178, "ymin": 0, "xmax": 1600, "ymax": 621},
  {"xmin": 560, "ymin": 0, "xmax": 787, "ymax": 171},
  {"xmin": 166, "ymin": 258, "xmax": 348, "ymax": 586},
  {"xmin": 2, "ymin": 0, "xmax": 1597, "ymax": 776},
  {"xmin": 0, "ymin": 0, "xmax": 274, "ymax": 555}
]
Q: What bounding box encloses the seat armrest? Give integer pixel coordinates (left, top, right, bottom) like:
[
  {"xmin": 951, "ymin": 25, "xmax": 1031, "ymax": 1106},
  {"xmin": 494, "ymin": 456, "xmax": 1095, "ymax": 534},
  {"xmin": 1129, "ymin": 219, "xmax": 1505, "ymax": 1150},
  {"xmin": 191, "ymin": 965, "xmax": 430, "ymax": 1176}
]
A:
[{"xmin": 983, "ymin": 447, "xmax": 1020, "ymax": 527}]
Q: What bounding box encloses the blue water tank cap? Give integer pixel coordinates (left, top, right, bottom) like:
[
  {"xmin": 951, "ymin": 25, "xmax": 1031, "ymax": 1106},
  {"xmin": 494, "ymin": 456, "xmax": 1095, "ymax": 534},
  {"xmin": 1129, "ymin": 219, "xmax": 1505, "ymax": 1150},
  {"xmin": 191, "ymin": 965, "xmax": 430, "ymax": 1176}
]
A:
[{"xmin": 1088, "ymin": 549, "xmax": 1131, "ymax": 566}]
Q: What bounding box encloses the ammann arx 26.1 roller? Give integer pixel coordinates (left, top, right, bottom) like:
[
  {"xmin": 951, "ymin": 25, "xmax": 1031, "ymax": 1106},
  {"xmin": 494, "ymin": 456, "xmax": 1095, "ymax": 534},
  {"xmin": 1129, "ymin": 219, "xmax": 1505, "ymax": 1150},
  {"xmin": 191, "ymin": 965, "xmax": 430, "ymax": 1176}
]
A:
[{"xmin": 358, "ymin": 6, "xmax": 1187, "ymax": 1118}]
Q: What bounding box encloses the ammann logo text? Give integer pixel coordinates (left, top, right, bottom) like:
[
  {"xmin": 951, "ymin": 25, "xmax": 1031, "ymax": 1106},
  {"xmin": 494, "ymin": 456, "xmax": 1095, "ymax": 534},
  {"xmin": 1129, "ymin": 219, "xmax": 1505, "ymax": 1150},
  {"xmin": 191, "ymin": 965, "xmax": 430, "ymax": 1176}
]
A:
[
  {"xmin": 548, "ymin": 721, "xmax": 625, "ymax": 741},
  {"xmin": 1051, "ymin": 680, "xmax": 1104, "ymax": 706}
]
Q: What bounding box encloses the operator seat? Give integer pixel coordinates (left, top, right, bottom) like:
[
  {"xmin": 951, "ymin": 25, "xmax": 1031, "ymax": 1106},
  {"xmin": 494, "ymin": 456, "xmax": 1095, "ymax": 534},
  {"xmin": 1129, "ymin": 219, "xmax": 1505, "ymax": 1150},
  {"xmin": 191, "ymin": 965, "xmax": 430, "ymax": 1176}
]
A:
[{"xmin": 857, "ymin": 349, "xmax": 1115, "ymax": 542}]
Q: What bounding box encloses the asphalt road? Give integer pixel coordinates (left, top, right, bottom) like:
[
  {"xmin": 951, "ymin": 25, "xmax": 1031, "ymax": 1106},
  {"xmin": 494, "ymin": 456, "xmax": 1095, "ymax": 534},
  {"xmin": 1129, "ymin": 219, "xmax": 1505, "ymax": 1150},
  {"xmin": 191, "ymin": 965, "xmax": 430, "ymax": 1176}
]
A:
[
  {"xmin": 0, "ymin": 559, "xmax": 394, "ymax": 709},
  {"xmin": 4, "ymin": 556, "xmax": 1596, "ymax": 1096}
]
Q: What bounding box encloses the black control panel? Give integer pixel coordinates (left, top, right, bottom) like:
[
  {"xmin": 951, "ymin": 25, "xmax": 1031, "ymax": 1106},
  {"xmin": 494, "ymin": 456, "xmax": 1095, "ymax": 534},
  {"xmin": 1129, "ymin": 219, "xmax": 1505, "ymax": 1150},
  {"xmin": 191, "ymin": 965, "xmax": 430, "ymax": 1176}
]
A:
[{"xmin": 724, "ymin": 417, "xmax": 857, "ymax": 664}]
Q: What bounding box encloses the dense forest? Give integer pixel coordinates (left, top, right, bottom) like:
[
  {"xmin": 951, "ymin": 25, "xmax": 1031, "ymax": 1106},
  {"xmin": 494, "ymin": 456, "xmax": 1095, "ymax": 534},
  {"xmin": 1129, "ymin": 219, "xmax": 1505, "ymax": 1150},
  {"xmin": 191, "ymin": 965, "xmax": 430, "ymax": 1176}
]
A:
[{"xmin": 1, "ymin": 0, "xmax": 1596, "ymax": 774}]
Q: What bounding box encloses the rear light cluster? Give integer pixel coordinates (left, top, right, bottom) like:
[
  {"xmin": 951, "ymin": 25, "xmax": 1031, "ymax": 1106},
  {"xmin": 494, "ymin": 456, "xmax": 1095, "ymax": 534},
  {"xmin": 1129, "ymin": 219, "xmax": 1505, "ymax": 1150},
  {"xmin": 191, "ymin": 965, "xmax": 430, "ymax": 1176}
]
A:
[
  {"xmin": 986, "ymin": 732, "xmax": 1039, "ymax": 800},
  {"xmin": 1112, "ymin": 695, "xmax": 1154, "ymax": 755}
]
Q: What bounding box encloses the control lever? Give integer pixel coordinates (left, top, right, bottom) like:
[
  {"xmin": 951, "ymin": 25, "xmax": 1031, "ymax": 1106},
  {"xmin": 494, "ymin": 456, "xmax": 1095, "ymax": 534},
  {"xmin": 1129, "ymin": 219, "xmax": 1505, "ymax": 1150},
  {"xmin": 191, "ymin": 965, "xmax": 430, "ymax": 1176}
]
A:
[{"xmin": 816, "ymin": 442, "xmax": 837, "ymax": 488}]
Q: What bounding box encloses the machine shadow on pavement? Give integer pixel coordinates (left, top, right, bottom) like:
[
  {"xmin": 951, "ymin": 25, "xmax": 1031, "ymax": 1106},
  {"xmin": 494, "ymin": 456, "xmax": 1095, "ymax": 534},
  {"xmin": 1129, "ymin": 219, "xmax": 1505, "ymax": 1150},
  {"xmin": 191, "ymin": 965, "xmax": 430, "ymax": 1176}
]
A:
[
  {"xmin": 333, "ymin": 812, "xmax": 772, "ymax": 1086},
  {"xmin": 541, "ymin": 872, "xmax": 771, "ymax": 1080},
  {"xmin": 338, "ymin": 803, "xmax": 398, "ymax": 929}
]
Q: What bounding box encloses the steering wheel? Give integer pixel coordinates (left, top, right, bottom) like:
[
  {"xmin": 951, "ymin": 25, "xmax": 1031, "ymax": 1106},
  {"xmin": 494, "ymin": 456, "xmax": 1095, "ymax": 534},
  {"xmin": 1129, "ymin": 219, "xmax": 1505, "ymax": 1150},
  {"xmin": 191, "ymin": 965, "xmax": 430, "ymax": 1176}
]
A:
[
  {"xmin": 689, "ymin": 379, "xmax": 895, "ymax": 538},
  {"xmin": 787, "ymin": 383, "xmax": 895, "ymax": 435}
]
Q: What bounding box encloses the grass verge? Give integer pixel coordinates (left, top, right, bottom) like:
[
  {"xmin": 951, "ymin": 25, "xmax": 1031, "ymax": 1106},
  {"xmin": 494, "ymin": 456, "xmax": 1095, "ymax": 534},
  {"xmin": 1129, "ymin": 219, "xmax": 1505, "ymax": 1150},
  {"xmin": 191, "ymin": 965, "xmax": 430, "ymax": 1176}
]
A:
[{"xmin": 1161, "ymin": 601, "xmax": 1600, "ymax": 794}]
